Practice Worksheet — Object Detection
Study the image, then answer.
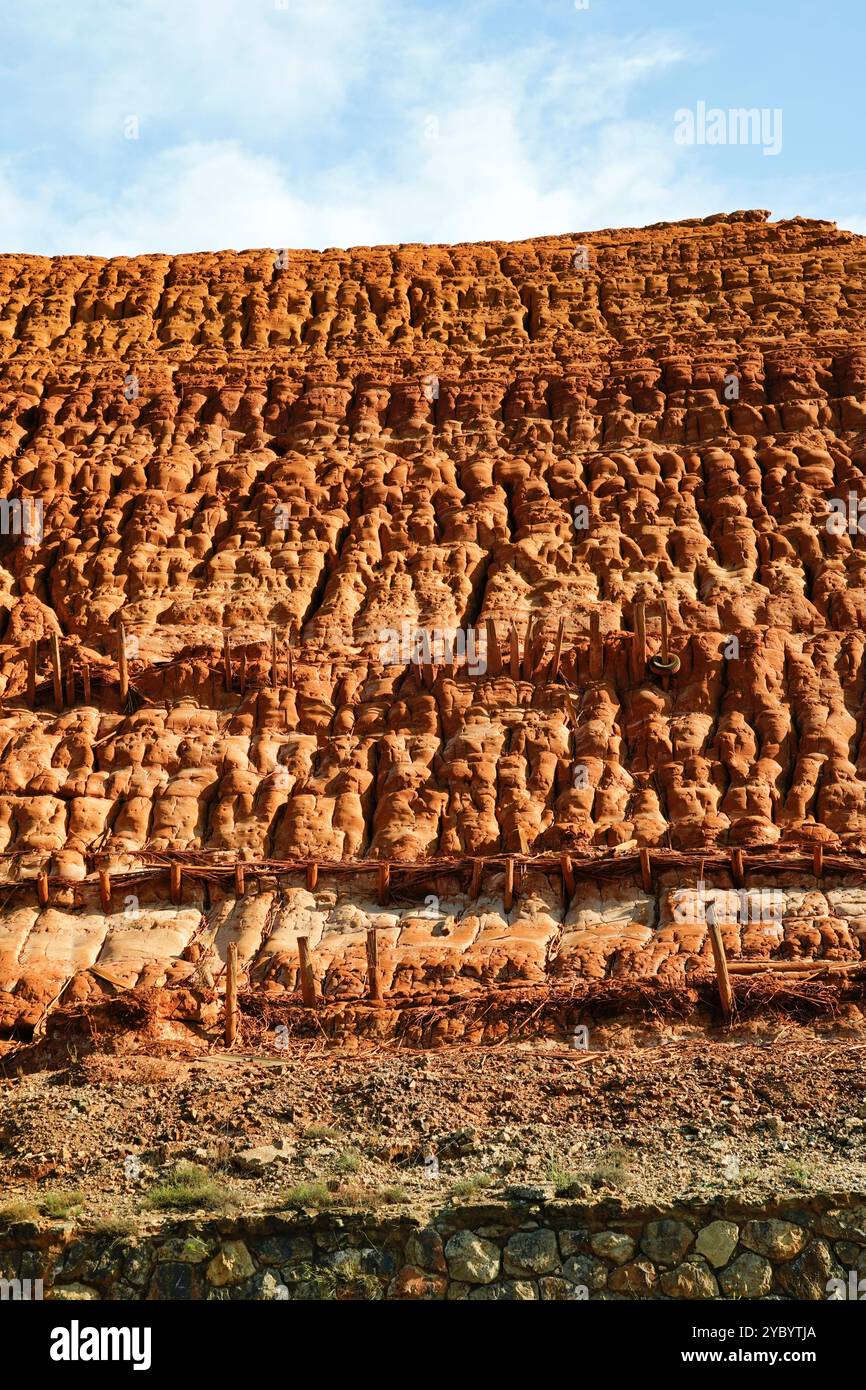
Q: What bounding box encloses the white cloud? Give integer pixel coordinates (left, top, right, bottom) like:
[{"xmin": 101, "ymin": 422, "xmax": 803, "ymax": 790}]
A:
[
  {"xmin": 7, "ymin": 0, "xmax": 387, "ymax": 145},
  {"xmin": 0, "ymin": 6, "xmax": 861, "ymax": 255}
]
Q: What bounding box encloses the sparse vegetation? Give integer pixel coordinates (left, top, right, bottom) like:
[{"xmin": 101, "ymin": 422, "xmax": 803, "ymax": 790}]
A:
[
  {"xmin": 591, "ymin": 1145, "xmax": 634, "ymax": 1190},
  {"xmin": 546, "ymin": 1160, "xmax": 584, "ymax": 1195},
  {"xmin": 0, "ymin": 1200, "xmax": 40, "ymax": 1226},
  {"xmin": 87, "ymin": 1215, "xmax": 136, "ymax": 1238},
  {"xmin": 39, "ymin": 1189, "xmax": 85, "ymax": 1218},
  {"xmin": 279, "ymin": 1181, "xmax": 333, "ymax": 1209},
  {"xmin": 145, "ymin": 1163, "xmax": 233, "ymax": 1212},
  {"xmin": 332, "ymin": 1147, "xmax": 362, "ymax": 1175},
  {"xmin": 305, "ymin": 1125, "xmax": 341, "ymax": 1141},
  {"xmin": 286, "ymin": 1259, "xmax": 381, "ymax": 1301},
  {"xmin": 781, "ymin": 1159, "xmax": 813, "ymax": 1190},
  {"xmin": 377, "ymin": 1184, "xmax": 407, "ymax": 1204},
  {"xmin": 450, "ymin": 1173, "xmax": 493, "ymax": 1199}
]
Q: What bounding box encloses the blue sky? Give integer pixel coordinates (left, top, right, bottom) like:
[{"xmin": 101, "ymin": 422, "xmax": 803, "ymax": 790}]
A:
[{"xmin": 0, "ymin": 0, "xmax": 863, "ymax": 254}]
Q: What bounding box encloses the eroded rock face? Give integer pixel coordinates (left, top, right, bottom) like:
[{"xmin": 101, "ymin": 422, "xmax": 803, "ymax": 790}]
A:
[
  {"xmin": 1, "ymin": 210, "xmax": 866, "ymax": 1023},
  {"xmin": 1, "ymin": 866, "xmax": 865, "ymax": 1031}
]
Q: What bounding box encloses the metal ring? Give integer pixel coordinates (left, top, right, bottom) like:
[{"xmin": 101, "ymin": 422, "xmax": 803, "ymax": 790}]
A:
[{"xmin": 648, "ymin": 653, "xmax": 681, "ymax": 675}]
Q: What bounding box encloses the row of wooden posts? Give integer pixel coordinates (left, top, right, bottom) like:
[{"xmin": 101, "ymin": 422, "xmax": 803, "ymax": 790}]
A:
[
  {"xmin": 218, "ymin": 917, "xmax": 736, "ymax": 1043},
  {"xmin": 24, "ymin": 840, "xmax": 837, "ymax": 1044},
  {"xmin": 382, "ymin": 605, "xmax": 662, "ymax": 688},
  {"xmin": 24, "ymin": 621, "xmax": 303, "ymax": 712},
  {"xmin": 24, "ymin": 601, "xmax": 678, "ymax": 712},
  {"xmin": 220, "ymin": 917, "xmax": 383, "ymax": 1045},
  {"xmin": 27, "ymin": 841, "xmax": 830, "ymax": 916}
]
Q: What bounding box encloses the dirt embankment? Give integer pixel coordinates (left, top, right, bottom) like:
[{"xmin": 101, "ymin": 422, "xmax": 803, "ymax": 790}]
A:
[{"xmin": 1, "ymin": 1032, "xmax": 864, "ymax": 1221}]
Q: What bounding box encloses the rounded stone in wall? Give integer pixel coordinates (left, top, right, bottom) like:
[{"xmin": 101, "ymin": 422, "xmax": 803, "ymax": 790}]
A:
[
  {"xmin": 660, "ymin": 1259, "xmax": 719, "ymax": 1299},
  {"xmin": 695, "ymin": 1221, "xmax": 739, "ymax": 1269},
  {"xmin": 640, "ymin": 1220, "xmax": 694, "ymax": 1266},
  {"xmin": 503, "ymin": 1229, "xmax": 559, "ymax": 1276},
  {"xmin": 444, "ymin": 1231, "xmax": 500, "ymax": 1285},
  {"xmin": 719, "ymin": 1253, "xmax": 773, "ymax": 1299}
]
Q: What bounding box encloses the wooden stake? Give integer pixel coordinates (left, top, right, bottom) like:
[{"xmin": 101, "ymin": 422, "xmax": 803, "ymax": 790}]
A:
[
  {"xmin": 378, "ymin": 861, "xmax": 391, "ymax": 906},
  {"xmin": 37, "ymin": 871, "xmax": 49, "ymax": 907},
  {"xmin": 27, "ymin": 640, "xmax": 37, "ymax": 708},
  {"xmin": 561, "ymin": 852, "xmax": 575, "ymax": 902},
  {"xmin": 813, "ymin": 844, "xmax": 824, "ymax": 879},
  {"xmin": 98, "ymin": 868, "xmax": 111, "ymax": 913},
  {"xmin": 50, "ymin": 633, "xmax": 63, "ymax": 710},
  {"xmin": 470, "ymin": 858, "xmax": 484, "ymax": 900},
  {"xmin": 630, "ymin": 601, "xmax": 647, "ymax": 681},
  {"xmin": 550, "ymin": 618, "xmax": 565, "ymax": 681},
  {"xmin": 731, "ymin": 847, "xmax": 744, "ymax": 887},
  {"xmin": 639, "ymin": 847, "xmax": 653, "ymax": 893},
  {"xmin": 297, "ymin": 935, "xmax": 317, "ymax": 1006},
  {"xmin": 485, "ymin": 618, "xmax": 502, "ymax": 676},
  {"xmin": 522, "ymin": 617, "xmax": 535, "ymax": 678},
  {"xmin": 117, "ymin": 622, "xmax": 129, "ymax": 703},
  {"xmin": 589, "ymin": 610, "xmax": 603, "ymax": 679},
  {"xmin": 170, "ymin": 862, "xmax": 182, "ymax": 904},
  {"xmin": 82, "ymin": 661, "xmax": 91, "ymax": 705},
  {"xmin": 503, "ymin": 858, "xmax": 514, "ymax": 914},
  {"xmin": 706, "ymin": 902, "xmax": 734, "ymax": 1021},
  {"xmin": 225, "ymin": 941, "xmax": 238, "ymax": 1047},
  {"xmin": 65, "ymin": 656, "xmax": 76, "ymax": 707},
  {"xmin": 366, "ymin": 928, "xmax": 383, "ymax": 1005},
  {"xmin": 239, "ymin": 649, "xmax": 247, "ymax": 695},
  {"xmin": 234, "ymin": 863, "xmax": 245, "ymax": 897},
  {"xmin": 271, "ymin": 626, "xmax": 278, "ymax": 688},
  {"xmin": 306, "ymin": 862, "xmax": 318, "ymax": 891},
  {"xmin": 223, "ymin": 631, "xmax": 232, "ymax": 691},
  {"xmin": 659, "ymin": 604, "xmax": 670, "ymax": 663},
  {"xmin": 509, "ymin": 624, "xmax": 521, "ymax": 681}
]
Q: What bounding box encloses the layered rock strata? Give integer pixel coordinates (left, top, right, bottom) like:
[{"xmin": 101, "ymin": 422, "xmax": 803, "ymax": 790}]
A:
[{"xmin": 1, "ymin": 210, "xmax": 866, "ymax": 1022}]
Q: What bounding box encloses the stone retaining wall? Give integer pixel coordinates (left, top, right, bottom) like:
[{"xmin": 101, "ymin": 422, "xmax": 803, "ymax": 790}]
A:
[{"xmin": 2, "ymin": 1194, "xmax": 865, "ymax": 1300}]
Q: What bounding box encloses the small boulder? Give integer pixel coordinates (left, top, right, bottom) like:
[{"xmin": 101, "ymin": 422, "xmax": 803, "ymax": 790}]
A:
[
  {"xmin": 233, "ymin": 1145, "xmax": 292, "ymax": 1175},
  {"xmin": 444, "ymin": 1231, "xmax": 500, "ymax": 1285},
  {"xmin": 695, "ymin": 1221, "xmax": 739, "ymax": 1269},
  {"xmin": 590, "ymin": 1231, "xmax": 635, "ymax": 1265},
  {"xmin": 640, "ymin": 1220, "xmax": 693, "ymax": 1266},
  {"xmin": 661, "ymin": 1259, "xmax": 719, "ymax": 1299},
  {"xmin": 503, "ymin": 1229, "xmax": 559, "ymax": 1276},
  {"xmin": 719, "ymin": 1253, "xmax": 773, "ymax": 1299},
  {"xmin": 741, "ymin": 1220, "xmax": 806, "ymax": 1260},
  {"xmin": 207, "ymin": 1241, "xmax": 256, "ymax": 1288}
]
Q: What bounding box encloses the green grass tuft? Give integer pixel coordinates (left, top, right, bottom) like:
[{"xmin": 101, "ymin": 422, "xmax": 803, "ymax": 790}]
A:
[
  {"xmin": 39, "ymin": 1190, "xmax": 85, "ymax": 1218},
  {"xmin": 279, "ymin": 1181, "xmax": 333, "ymax": 1210},
  {"xmin": 145, "ymin": 1163, "xmax": 232, "ymax": 1212}
]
